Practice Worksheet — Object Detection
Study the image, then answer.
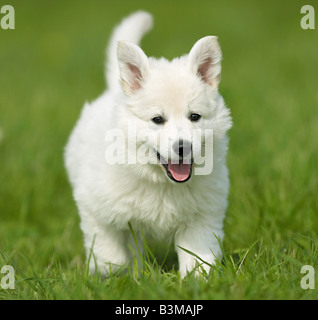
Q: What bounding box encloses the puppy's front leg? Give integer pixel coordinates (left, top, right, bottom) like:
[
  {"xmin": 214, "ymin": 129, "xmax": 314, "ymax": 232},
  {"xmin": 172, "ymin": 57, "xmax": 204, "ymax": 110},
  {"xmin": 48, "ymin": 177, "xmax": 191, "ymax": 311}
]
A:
[
  {"xmin": 175, "ymin": 219, "xmax": 224, "ymax": 278},
  {"xmin": 80, "ymin": 217, "xmax": 131, "ymax": 276}
]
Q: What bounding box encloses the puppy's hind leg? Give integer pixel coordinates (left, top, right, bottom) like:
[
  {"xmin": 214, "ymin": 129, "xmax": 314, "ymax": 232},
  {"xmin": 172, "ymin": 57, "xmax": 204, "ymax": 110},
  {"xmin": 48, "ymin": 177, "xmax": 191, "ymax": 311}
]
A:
[{"xmin": 80, "ymin": 215, "xmax": 130, "ymax": 277}]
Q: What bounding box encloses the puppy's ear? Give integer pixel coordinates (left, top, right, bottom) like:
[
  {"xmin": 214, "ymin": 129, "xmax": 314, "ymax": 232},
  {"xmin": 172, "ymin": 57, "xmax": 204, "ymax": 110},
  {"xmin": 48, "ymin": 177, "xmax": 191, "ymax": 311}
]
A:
[
  {"xmin": 117, "ymin": 41, "xmax": 149, "ymax": 94},
  {"xmin": 188, "ymin": 36, "xmax": 222, "ymax": 89}
]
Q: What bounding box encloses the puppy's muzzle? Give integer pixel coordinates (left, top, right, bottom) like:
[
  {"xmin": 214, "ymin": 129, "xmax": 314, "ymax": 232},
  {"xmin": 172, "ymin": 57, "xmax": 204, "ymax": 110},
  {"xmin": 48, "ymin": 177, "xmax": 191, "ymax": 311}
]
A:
[{"xmin": 172, "ymin": 139, "xmax": 192, "ymax": 158}]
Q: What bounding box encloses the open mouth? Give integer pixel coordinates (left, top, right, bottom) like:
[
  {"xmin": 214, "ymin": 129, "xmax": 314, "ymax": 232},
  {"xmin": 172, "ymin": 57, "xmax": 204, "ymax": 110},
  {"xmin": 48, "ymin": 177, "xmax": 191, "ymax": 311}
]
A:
[{"xmin": 156, "ymin": 152, "xmax": 193, "ymax": 183}]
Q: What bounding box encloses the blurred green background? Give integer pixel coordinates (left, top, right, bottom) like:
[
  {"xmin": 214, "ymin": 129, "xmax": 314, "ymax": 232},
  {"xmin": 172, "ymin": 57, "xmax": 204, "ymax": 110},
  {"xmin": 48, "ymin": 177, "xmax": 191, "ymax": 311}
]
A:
[{"xmin": 0, "ymin": 0, "xmax": 318, "ymax": 299}]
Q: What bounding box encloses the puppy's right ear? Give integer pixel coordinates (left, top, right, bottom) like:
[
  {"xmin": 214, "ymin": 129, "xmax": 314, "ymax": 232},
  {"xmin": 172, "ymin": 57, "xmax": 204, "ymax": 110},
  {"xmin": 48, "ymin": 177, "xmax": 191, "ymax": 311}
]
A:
[{"xmin": 117, "ymin": 41, "xmax": 149, "ymax": 95}]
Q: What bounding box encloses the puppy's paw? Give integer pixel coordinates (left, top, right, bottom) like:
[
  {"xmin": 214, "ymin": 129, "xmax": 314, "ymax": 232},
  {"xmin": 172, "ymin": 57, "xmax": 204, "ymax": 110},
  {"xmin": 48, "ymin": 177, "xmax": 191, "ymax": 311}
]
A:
[{"xmin": 179, "ymin": 252, "xmax": 216, "ymax": 279}]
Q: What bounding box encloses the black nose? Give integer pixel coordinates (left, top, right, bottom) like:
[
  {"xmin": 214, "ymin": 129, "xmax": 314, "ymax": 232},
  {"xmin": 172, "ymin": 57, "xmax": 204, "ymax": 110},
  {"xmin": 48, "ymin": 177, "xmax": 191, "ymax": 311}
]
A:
[{"xmin": 172, "ymin": 140, "xmax": 192, "ymax": 158}]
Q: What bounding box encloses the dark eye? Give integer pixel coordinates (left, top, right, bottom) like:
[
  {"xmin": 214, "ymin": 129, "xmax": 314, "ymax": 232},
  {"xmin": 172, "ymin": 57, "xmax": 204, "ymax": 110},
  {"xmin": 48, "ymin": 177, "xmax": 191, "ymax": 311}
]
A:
[
  {"xmin": 189, "ymin": 113, "xmax": 201, "ymax": 122},
  {"xmin": 152, "ymin": 116, "xmax": 165, "ymax": 125}
]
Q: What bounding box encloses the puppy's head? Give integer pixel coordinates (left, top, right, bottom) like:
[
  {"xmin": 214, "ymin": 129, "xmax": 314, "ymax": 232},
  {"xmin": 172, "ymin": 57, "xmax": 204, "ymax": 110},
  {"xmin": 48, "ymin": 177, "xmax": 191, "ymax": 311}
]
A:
[{"xmin": 117, "ymin": 36, "xmax": 231, "ymax": 183}]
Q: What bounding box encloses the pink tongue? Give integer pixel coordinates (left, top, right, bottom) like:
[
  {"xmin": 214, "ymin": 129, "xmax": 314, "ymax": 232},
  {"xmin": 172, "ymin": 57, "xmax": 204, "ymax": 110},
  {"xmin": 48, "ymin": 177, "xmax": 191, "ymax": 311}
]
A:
[{"xmin": 168, "ymin": 160, "xmax": 191, "ymax": 181}]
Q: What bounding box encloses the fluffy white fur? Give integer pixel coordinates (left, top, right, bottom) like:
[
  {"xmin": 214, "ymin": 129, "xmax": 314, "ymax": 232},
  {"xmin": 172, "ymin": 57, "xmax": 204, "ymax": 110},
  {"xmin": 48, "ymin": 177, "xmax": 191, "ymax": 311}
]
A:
[{"xmin": 64, "ymin": 11, "xmax": 232, "ymax": 278}]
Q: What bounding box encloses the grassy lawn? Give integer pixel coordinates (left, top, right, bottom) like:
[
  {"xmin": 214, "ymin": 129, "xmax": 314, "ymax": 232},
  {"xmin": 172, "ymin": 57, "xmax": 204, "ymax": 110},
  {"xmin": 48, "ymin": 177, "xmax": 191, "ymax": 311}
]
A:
[{"xmin": 0, "ymin": 0, "xmax": 318, "ymax": 299}]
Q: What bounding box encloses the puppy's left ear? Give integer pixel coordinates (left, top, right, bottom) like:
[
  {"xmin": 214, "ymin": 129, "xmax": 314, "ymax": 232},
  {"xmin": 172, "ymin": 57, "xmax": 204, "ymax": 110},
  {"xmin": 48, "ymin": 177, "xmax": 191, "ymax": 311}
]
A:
[
  {"xmin": 117, "ymin": 41, "xmax": 149, "ymax": 95},
  {"xmin": 188, "ymin": 36, "xmax": 222, "ymax": 89}
]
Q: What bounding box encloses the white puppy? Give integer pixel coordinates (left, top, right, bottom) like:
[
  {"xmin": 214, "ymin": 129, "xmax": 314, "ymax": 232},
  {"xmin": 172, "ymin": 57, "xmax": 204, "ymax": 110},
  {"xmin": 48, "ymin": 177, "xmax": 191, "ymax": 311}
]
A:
[{"xmin": 64, "ymin": 11, "xmax": 232, "ymax": 278}]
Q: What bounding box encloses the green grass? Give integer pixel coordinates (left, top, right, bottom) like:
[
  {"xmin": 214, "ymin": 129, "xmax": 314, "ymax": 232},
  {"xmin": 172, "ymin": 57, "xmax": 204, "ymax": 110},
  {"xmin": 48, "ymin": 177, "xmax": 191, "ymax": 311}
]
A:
[{"xmin": 1, "ymin": 0, "xmax": 318, "ymax": 299}]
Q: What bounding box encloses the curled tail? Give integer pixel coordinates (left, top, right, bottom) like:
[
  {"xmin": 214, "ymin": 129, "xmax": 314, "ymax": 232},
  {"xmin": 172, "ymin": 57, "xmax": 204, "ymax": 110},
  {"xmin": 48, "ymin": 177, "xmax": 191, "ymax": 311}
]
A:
[{"xmin": 106, "ymin": 11, "xmax": 153, "ymax": 91}]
